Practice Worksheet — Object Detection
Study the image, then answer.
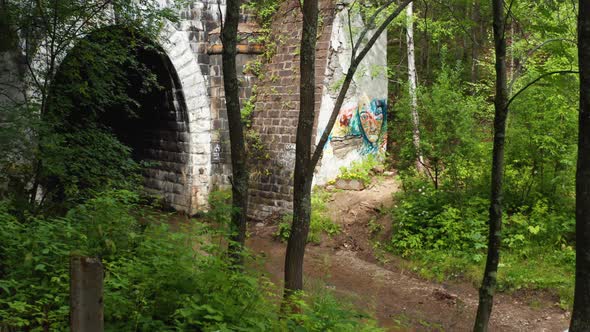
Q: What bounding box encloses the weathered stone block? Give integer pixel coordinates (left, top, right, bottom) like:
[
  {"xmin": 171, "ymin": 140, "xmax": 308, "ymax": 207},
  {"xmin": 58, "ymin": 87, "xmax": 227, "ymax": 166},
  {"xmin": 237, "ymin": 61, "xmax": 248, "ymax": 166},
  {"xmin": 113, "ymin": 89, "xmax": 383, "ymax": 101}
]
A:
[{"xmin": 335, "ymin": 178, "xmax": 365, "ymax": 191}]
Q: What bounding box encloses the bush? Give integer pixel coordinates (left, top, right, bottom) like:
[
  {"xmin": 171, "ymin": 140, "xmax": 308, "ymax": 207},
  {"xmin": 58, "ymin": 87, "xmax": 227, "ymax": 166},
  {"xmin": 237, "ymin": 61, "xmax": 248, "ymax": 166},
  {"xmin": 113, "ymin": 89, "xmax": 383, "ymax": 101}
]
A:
[
  {"xmin": 0, "ymin": 190, "xmax": 140, "ymax": 330},
  {"xmin": 338, "ymin": 154, "xmax": 382, "ymax": 185},
  {"xmin": 275, "ymin": 189, "xmax": 340, "ymax": 243},
  {"xmin": 0, "ymin": 190, "xmax": 380, "ymax": 331},
  {"xmin": 390, "ymin": 174, "xmax": 576, "ymax": 306},
  {"xmin": 390, "ymin": 182, "xmax": 488, "ymax": 260},
  {"xmin": 105, "ymin": 222, "xmax": 281, "ymax": 331},
  {"xmin": 286, "ymin": 290, "xmax": 383, "ymax": 332}
]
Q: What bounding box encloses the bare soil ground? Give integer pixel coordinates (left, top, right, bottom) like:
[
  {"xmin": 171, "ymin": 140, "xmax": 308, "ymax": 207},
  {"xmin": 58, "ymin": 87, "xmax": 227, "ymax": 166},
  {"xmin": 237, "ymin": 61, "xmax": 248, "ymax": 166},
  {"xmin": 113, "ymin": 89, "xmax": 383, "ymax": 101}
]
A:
[{"xmin": 246, "ymin": 174, "xmax": 570, "ymax": 331}]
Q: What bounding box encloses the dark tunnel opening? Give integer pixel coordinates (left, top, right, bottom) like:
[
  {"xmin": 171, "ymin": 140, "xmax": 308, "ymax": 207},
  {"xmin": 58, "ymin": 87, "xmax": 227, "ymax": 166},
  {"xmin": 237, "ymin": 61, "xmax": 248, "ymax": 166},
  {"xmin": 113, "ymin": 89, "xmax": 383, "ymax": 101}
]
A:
[{"xmin": 43, "ymin": 27, "xmax": 191, "ymax": 209}]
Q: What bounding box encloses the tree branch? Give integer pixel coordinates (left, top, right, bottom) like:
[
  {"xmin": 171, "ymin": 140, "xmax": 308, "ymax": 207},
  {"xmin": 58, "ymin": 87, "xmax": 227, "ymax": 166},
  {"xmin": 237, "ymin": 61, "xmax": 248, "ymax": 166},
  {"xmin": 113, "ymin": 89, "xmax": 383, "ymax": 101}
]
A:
[
  {"xmin": 506, "ymin": 70, "xmax": 579, "ymax": 111},
  {"xmin": 508, "ymin": 38, "xmax": 577, "ymax": 92},
  {"xmin": 347, "ymin": 6, "xmax": 355, "ymax": 63},
  {"xmin": 502, "ymin": 0, "xmax": 515, "ymax": 39},
  {"xmin": 350, "ymin": 0, "xmax": 398, "ymax": 59},
  {"xmin": 55, "ymin": 0, "xmax": 113, "ymax": 57}
]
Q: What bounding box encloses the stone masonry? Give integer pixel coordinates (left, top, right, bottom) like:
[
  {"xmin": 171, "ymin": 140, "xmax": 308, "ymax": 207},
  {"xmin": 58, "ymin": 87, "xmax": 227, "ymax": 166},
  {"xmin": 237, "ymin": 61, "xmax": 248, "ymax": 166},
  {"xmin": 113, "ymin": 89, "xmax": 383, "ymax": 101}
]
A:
[
  {"xmin": 1, "ymin": 0, "xmax": 388, "ymax": 218},
  {"xmin": 247, "ymin": 0, "xmax": 337, "ymax": 220}
]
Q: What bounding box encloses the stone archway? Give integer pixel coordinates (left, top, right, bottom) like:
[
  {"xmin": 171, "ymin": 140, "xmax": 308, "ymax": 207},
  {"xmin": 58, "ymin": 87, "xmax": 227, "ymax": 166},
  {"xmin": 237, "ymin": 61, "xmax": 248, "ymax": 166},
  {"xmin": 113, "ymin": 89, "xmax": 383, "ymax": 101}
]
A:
[
  {"xmin": 42, "ymin": 24, "xmax": 211, "ymax": 213},
  {"xmin": 159, "ymin": 22, "xmax": 212, "ymax": 213}
]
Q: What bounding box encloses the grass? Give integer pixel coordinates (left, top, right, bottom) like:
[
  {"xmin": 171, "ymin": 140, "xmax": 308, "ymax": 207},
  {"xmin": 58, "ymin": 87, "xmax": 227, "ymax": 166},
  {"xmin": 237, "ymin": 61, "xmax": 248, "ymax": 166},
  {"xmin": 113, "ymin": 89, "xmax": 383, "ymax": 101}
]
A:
[
  {"xmin": 396, "ymin": 248, "xmax": 574, "ymax": 310},
  {"xmin": 275, "ymin": 188, "xmax": 340, "ymax": 243},
  {"xmin": 338, "ymin": 154, "xmax": 384, "ymax": 185}
]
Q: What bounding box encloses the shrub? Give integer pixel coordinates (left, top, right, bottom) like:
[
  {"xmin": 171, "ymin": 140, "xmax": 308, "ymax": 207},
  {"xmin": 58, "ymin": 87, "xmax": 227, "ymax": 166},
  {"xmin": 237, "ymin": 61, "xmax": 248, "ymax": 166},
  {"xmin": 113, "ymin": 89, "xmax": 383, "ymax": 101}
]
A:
[
  {"xmin": 338, "ymin": 154, "xmax": 382, "ymax": 185},
  {"xmin": 0, "ymin": 190, "xmax": 380, "ymax": 331},
  {"xmin": 275, "ymin": 189, "xmax": 340, "ymax": 243},
  {"xmin": 286, "ymin": 290, "xmax": 383, "ymax": 332},
  {"xmin": 390, "ymin": 183, "xmax": 488, "ymax": 260}
]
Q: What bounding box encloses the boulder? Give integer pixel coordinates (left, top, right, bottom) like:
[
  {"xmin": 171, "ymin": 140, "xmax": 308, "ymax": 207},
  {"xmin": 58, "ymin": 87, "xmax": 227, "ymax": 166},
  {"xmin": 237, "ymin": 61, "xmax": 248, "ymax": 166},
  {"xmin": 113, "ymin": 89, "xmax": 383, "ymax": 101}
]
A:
[
  {"xmin": 335, "ymin": 178, "xmax": 365, "ymax": 191},
  {"xmin": 371, "ymin": 165, "xmax": 386, "ymax": 174}
]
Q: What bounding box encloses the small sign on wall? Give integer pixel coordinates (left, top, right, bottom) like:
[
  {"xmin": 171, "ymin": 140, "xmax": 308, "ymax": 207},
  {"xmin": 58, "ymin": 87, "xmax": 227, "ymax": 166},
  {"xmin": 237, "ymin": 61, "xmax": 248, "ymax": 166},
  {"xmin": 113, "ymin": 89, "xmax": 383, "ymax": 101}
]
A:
[{"xmin": 212, "ymin": 142, "xmax": 222, "ymax": 163}]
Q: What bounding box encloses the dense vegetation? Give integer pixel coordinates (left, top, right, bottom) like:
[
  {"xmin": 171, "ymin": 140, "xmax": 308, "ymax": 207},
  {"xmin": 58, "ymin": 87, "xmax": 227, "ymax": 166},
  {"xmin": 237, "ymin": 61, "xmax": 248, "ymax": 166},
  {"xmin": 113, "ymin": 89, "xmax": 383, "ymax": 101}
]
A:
[
  {"xmin": 1, "ymin": 0, "xmax": 590, "ymax": 330},
  {"xmin": 388, "ymin": 0, "xmax": 579, "ymax": 308},
  {"xmin": 0, "ymin": 0, "xmax": 384, "ymax": 330},
  {"xmin": 0, "ymin": 190, "xmax": 383, "ymax": 330}
]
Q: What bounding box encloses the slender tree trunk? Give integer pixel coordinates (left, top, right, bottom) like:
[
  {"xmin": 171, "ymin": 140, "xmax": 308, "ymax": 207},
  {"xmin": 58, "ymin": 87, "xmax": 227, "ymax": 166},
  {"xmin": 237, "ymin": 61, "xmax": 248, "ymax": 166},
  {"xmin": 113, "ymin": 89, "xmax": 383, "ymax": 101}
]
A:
[
  {"xmin": 570, "ymin": 1, "xmax": 590, "ymax": 330},
  {"xmin": 284, "ymin": 0, "xmax": 413, "ymax": 300},
  {"xmin": 221, "ymin": 0, "xmax": 249, "ymax": 264},
  {"xmin": 509, "ymin": 22, "xmax": 514, "ymax": 82},
  {"xmin": 470, "ymin": 0, "xmax": 480, "ymax": 83},
  {"xmin": 283, "ymin": 0, "xmax": 318, "ymax": 297},
  {"xmin": 473, "ymin": 0, "xmax": 508, "ymax": 331},
  {"xmin": 406, "ymin": 2, "xmax": 424, "ymax": 172}
]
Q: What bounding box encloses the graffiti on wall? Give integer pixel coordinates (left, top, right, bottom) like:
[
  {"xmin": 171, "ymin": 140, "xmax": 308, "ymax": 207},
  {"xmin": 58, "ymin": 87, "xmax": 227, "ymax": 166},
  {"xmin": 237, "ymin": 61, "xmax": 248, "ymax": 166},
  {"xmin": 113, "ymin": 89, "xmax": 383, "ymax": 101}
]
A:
[
  {"xmin": 278, "ymin": 143, "xmax": 296, "ymax": 168},
  {"xmin": 330, "ymin": 96, "xmax": 387, "ymax": 155}
]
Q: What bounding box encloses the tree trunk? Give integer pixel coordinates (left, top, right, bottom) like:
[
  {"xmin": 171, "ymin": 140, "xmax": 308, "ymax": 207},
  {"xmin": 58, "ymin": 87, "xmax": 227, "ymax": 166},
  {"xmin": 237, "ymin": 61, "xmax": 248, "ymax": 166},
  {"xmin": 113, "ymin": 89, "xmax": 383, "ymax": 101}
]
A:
[
  {"xmin": 221, "ymin": 0, "xmax": 249, "ymax": 264},
  {"xmin": 473, "ymin": 0, "xmax": 508, "ymax": 330},
  {"xmin": 470, "ymin": 0, "xmax": 480, "ymax": 83},
  {"xmin": 285, "ymin": 0, "xmax": 413, "ymax": 300},
  {"xmin": 283, "ymin": 0, "xmax": 318, "ymax": 297},
  {"xmin": 406, "ymin": 2, "xmax": 424, "ymax": 173},
  {"xmin": 570, "ymin": 1, "xmax": 590, "ymax": 330}
]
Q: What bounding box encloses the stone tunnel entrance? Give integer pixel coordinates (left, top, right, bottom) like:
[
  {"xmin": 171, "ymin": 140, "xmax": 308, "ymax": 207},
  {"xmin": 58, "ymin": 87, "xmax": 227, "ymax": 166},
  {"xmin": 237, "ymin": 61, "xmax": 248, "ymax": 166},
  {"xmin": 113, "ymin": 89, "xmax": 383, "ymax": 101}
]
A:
[{"xmin": 44, "ymin": 27, "xmax": 196, "ymax": 210}]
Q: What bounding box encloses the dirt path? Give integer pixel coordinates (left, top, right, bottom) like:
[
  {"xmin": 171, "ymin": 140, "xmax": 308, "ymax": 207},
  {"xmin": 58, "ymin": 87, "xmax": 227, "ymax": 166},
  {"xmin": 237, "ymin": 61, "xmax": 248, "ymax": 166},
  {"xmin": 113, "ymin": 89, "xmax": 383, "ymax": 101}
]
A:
[{"xmin": 246, "ymin": 175, "xmax": 570, "ymax": 331}]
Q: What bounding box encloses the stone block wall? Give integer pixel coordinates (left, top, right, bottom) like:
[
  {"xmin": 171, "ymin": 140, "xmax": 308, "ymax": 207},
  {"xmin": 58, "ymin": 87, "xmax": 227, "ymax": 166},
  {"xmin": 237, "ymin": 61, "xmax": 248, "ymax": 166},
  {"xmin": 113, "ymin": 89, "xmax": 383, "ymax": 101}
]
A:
[
  {"xmin": 206, "ymin": 4, "xmax": 263, "ymax": 190},
  {"xmin": 1, "ymin": 0, "xmax": 387, "ymax": 218},
  {"xmin": 248, "ymin": 0, "xmax": 337, "ymax": 220}
]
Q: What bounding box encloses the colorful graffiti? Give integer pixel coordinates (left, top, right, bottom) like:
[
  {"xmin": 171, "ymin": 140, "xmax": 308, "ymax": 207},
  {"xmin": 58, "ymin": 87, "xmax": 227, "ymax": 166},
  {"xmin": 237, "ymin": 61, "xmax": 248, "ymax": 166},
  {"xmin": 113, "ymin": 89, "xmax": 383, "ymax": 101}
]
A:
[{"xmin": 330, "ymin": 96, "xmax": 387, "ymax": 154}]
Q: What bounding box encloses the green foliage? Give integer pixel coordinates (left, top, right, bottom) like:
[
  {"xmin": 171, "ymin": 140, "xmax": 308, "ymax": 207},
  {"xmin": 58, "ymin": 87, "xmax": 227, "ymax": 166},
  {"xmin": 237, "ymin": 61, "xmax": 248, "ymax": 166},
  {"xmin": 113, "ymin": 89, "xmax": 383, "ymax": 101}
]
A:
[
  {"xmin": 37, "ymin": 27, "xmax": 169, "ymax": 209},
  {"xmin": 275, "ymin": 189, "xmax": 340, "ymax": 243},
  {"xmin": 0, "ymin": 104, "xmax": 39, "ymax": 207},
  {"xmin": 207, "ymin": 189, "xmax": 233, "ymax": 225},
  {"xmin": 390, "ymin": 173, "xmax": 576, "ymax": 306},
  {"xmin": 285, "ymin": 290, "xmax": 383, "ymax": 332},
  {"xmin": 0, "ymin": 190, "xmax": 140, "ymax": 330},
  {"xmin": 393, "ymin": 65, "xmax": 490, "ymax": 191},
  {"xmin": 390, "ymin": 179, "xmax": 488, "ymax": 260},
  {"xmin": 104, "ymin": 223, "xmax": 278, "ymax": 331},
  {"xmin": 0, "ymin": 190, "xmax": 381, "ymax": 331},
  {"xmin": 391, "ymin": 50, "xmax": 577, "ymax": 302},
  {"xmin": 243, "ymin": 0, "xmax": 281, "ymax": 29},
  {"xmin": 41, "ymin": 128, "xmax": 142, "ymax": 206},
  {"xmin": 400, "ymin": 247, "xmax": 574, "ymax": 309},
  {"xmin": 241, "ymin": 95, "xmax": 257, "ymax": 128},
  {"xmin": 388, "ymin": 16, "xmax": 579, "ymax": 305},
  {"xmin": 367, "ymin": 218, "xmax": 384, "ymax": 237},
  {"xmin": 338, "ymin": 154, "xmax": 382, "ymax": 185}
]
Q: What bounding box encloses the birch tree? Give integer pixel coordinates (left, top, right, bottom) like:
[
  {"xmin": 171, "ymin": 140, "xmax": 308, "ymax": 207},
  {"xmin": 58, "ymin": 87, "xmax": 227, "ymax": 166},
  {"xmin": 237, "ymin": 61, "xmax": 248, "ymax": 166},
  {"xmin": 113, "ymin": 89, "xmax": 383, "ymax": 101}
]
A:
[{"xmin": 405, "ymin": 1, "xmax": 424, "ymax": 173}]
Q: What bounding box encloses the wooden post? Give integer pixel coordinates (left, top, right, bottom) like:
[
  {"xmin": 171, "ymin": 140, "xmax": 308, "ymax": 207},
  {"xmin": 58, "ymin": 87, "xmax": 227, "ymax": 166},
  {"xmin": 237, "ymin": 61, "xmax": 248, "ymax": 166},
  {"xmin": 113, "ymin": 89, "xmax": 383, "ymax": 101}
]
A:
[{"xmin": 70, "ymin": 256, "xmax": 104, "ymax": 332}]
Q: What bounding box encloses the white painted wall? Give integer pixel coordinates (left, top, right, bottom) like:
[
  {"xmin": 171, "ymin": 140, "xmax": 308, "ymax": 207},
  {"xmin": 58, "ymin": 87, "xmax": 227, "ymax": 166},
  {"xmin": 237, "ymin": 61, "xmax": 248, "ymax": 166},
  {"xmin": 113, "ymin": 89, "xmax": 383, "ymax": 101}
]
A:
[{"xmin": 314, "ymin": 6, "xmax": 388, "ymax": 185}]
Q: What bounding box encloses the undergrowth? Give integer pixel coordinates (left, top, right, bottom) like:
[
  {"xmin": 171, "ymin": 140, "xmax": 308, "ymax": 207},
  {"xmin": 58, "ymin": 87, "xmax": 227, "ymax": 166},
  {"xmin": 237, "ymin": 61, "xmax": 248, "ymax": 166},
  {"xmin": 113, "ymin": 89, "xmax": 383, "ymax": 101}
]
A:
[
  {"xmin": 275, "ymin": 189, "xmax": 340, "ymax": 243},
  {"xmin": 388, "ymin": 175, "xmax": 576, "ymax": 309},
  {"xmin": 337, "ymin": 154, "xmax": 383, "ymax": 185},
  {"xmin": 387, "ymin": 61, "xmax": 578, "ymax": 310},
  {"xmin": 0, "ymin": 190, "xmax": 380, "ymax": 331}
]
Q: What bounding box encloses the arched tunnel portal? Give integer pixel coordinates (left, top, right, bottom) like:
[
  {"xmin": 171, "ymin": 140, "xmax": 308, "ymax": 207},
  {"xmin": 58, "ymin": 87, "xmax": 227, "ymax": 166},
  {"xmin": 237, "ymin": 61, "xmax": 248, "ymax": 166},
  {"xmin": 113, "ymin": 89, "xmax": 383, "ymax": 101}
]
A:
[{"xmin": 43, "ymin": 26, "xmax": 204, "ymax": 211}]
